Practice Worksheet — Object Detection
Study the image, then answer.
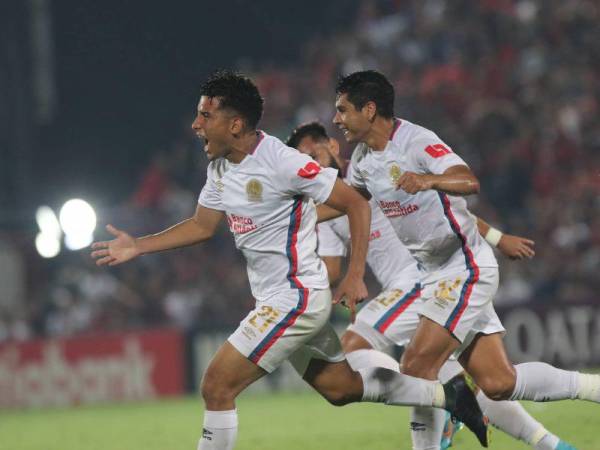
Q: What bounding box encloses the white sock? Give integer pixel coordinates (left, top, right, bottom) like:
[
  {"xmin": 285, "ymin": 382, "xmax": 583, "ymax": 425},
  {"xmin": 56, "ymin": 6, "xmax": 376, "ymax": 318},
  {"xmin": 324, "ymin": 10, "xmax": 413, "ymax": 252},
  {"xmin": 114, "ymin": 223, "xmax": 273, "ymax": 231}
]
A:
[
  {"xmin": 534, "ymin": 433, "xmax": 560, "ymax": 450},
  {"xmin": 409, "ymin": 406, "xmax": 445, "ymax": 450},
  {"xmin": 346, "ymin": 349, "xmax": 400, "ymax": 372},
  {"xmin": 198, "ymin": 409, "xmax": 238, "ymax": 450},
  {"xmin": 476, "ymin": 391, "xmax": 559, "ymax": 449},
  {"xmin": 359, "ymin": 366, "xmax": 445, "ymax": 408},
  {"xmin": 510, "ymin": 362, "xmax": 579, "ymax": 401}
]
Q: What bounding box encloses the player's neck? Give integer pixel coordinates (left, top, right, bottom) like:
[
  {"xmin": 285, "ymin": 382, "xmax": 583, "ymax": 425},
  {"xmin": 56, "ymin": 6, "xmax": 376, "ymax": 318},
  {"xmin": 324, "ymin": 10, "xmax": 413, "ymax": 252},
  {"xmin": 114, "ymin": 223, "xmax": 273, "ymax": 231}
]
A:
[
  {"xmin": 364, "ymin": 117, "xmax": 395, "ymax": 151},
  {"xmin": 226, "ymin": 131, "xmax": 260, "ymax": 164}
]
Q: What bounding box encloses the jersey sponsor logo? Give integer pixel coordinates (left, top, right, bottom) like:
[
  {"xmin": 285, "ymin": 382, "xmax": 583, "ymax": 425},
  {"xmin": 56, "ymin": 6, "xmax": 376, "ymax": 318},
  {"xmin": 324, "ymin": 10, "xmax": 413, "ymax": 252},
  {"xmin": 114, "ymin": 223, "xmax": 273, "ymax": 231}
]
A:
[
  {"xmin": 227, "ymin": 214, "xmax": 258, "ymax": 234},
  {"xmin": 245, "ymin": 178, "xmax": 263, "ymax": 202},
  {"xmin": 378, "ymin": 200, "xmax": 419, "ymax": 218},
  {"xmin": 297, "ymin": 161, "xmax": 321, "ymax": 179},
  {"xmin": 388, "ymin": 164, "xmax": 402, "ymax": 186},
  {"xmin": 202, "ymin": 428, "xmax": 213, "ymax": 440},
  {"xmin": 425, "ymin": 143, "xmax": 452, "ymax": 158}
]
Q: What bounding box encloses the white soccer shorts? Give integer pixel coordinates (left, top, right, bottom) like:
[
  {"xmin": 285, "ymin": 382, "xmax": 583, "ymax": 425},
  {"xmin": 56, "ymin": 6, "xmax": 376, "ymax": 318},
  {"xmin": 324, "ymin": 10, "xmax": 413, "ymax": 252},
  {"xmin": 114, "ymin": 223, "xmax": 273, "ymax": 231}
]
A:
[{"xmin": 228, "ymin": 288, "xmax": 345, "ymax": 374}]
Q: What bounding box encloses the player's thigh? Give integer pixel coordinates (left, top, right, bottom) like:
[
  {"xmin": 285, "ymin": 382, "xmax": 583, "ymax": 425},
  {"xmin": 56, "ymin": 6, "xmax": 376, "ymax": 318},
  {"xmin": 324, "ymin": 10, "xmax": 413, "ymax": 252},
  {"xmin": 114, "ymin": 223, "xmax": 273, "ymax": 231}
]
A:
[
  {"xmin": 201, "ymin": 341, "xmax": 267, "ymax": 397},
  {"xmin": 401, "ymin": 316, "xmax": 460, "ymax": 380},
  {"xmin": 459, "ymin": 332, "xmax": 516, "ymax": 399}
]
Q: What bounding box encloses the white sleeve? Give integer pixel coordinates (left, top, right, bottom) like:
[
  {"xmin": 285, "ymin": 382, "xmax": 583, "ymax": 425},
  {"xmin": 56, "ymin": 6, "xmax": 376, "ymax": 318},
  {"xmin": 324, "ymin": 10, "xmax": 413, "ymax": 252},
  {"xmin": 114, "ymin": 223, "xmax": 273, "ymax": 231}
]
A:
[
  {"xmin": 317, "ymin": 221, "xmax": 347, "ymax": 257},
  {"xmin": 277, "ymin": 146, "xmax": 337, "ymax": 203},
  {"xmin": 409, "ymin": 129, "xmax": 468, "ymax": 175},
  {"xmin": 197, "ymin": 163, "xmax": 225, "ymax": 211}
]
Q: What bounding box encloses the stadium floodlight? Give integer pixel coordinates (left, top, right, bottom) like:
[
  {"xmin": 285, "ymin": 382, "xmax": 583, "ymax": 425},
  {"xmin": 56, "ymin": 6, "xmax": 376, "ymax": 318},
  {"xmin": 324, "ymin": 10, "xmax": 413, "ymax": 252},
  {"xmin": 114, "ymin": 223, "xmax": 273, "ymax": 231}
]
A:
[
  {"xmin": 64, "ymin": 232, "xmax": 94, "ymax": 251},
  {"xmin": 36, "ymin": 205, "xmax": 61, "ymax": 238},
  {"xmin": 35, "ymin": 232, "xmax": 60, "ymax": 258},
  {"xmin": 59, "ymin": 198, "xmax": 97, "ymax": 235}
]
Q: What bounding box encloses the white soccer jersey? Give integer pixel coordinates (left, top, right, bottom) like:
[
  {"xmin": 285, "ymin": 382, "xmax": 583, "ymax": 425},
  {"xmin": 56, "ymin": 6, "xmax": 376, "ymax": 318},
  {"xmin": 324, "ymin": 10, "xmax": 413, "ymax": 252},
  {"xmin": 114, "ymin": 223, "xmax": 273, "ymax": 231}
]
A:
[
  {"xmin": 317, "ymin": 198, "xmax": 421, "ymax": 290},
  {"xmin": 348, "ymin": 118, "xmax": 497, "ymax": 275},
  {"xmin": 198, "ymin": 132, "xmax": 338, "ymax": 301}
]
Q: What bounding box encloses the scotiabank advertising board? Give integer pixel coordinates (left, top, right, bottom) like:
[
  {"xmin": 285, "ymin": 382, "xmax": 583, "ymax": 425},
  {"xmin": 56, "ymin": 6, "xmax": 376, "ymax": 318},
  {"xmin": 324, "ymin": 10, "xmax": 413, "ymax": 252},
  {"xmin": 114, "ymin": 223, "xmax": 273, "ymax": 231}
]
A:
[{"xmin": 0, "ymin": 328, "xmax": 184, "ymax": 408}]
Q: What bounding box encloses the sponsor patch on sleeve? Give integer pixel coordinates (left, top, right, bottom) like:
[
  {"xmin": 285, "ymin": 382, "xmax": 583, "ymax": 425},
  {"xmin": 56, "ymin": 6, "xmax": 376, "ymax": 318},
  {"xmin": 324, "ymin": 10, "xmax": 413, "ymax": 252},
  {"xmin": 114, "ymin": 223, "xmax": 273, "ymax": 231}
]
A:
[
  {"xmin": 297, "ymin": 161, "xmax": 321, "ymax": 179},
  {"xmin": 425, "ymin": 144, "xmax": 452, "ymax": 158}
]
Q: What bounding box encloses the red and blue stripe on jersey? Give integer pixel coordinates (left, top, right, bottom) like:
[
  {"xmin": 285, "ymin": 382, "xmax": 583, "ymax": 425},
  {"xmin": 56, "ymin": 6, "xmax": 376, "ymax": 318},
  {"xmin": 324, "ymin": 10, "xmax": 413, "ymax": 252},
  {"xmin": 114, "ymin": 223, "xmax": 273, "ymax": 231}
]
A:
[
  {"xmin": 249, "ymin": 196, "xmax": 308, "ymax": 364},
  {"xmin": 437, "ymin": 193, "xmax": 480, "ymax": 333}
]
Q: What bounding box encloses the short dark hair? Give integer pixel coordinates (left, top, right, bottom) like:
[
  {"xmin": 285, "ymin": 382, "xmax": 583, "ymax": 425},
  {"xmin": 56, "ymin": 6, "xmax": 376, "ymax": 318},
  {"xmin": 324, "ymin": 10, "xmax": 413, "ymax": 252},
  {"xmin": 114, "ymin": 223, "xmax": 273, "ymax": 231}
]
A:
[
  {"xmin": 286, "ymin": 121, "xmax": 329, "ymax": 148},
  {"xmin": 199, "ymin": 70, "xmax": 264, "ymax": 129},
  {"xmin": 335, "ymin": 70, "xmax": 394, "ymax": 119}
]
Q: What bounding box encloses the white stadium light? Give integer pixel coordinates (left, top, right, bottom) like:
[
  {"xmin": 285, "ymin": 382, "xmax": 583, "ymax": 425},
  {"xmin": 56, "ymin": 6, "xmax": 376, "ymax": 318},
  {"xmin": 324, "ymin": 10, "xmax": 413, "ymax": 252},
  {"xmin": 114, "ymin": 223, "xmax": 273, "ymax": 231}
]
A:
[
  {"xmin": 35, "ymin": 205, "xmax": 61, "ymax": 238},
  {"xmin": 35, "ymin": 232, "xmax": 60, "ymax": 258},
  {"xmin": 59, "ymin": 199, "xmax": 97, "ymax": 236},
  {"xmin": 64, "ymin": 232, "xmax": 94, "ymax": 251}
]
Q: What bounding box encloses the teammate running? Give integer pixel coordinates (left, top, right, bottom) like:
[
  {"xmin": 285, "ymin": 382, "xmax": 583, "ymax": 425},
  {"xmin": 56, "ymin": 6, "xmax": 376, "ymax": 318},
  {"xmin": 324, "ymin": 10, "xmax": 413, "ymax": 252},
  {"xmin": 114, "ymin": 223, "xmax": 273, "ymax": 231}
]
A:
[
  {"xmin": 320, "ymin": 70, "xmax": 600, "ymax": 449},
  {"xmin": 288, "ymin": 121, "xmax": 578, "ymax": 450},
  {"xmin": 91, "ymin": 70, "xmax": 489, "ymax": 450}
]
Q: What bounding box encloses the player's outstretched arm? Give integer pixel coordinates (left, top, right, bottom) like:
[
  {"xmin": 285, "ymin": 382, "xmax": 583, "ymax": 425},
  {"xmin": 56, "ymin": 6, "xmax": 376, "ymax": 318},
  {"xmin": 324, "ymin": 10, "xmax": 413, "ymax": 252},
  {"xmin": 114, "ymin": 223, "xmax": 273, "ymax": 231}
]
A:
[
  {"xmin": 476, "ymin": 216, "xmax": 535, "ymax": 260},
  {"xmin": 323, "ymin": 179, "xmax": 370, "ymax": 323},
  {"xmin": 316, "ymin": 187, "xmax": 370, "ymax": 223},
  {"xmin": 397, "ymin": 165, "xmax": 480, "ymax": 196},
  {"xmin": 321, "ymin": 256, "xmax": 343, "ymax": 285},
  {"xmin": 91, "ymin": 204, "xmax": 224, "ymax": 266}
]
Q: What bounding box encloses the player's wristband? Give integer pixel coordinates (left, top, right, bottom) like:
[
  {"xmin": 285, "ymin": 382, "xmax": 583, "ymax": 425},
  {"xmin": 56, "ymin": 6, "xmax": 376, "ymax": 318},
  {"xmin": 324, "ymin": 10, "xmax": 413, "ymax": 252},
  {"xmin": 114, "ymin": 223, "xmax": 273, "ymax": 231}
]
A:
[{"xmin": 484, "ymin": 227, "xmax": 503, "ymax": 247}]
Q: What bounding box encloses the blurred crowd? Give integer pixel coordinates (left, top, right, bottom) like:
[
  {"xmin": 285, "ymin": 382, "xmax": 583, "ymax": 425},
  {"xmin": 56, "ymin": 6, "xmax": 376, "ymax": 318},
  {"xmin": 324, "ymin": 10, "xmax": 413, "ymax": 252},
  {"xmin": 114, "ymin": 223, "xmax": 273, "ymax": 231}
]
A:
[{"xmin": 2, "ymin": 0, "xmax": 599, "ymax": 342}]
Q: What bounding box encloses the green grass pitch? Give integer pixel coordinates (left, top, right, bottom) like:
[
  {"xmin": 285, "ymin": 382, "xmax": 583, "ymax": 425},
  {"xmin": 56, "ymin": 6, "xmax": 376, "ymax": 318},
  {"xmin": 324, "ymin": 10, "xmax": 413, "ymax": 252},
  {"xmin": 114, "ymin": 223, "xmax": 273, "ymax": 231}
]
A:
[{"xmin": 1, "ymin": 392, "xmax": 597, "ymax": 450}]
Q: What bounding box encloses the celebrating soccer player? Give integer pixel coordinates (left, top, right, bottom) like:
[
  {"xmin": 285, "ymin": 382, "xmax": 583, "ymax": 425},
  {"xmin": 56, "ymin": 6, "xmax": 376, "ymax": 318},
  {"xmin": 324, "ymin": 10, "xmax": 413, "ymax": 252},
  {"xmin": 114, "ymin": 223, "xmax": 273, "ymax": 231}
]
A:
[
  {"xmin": 323, "ymin": 69, "xmax": 598, "ymax": 450},
  {"xmin": 91, "ymin": 70, "xmax": 490, "ymax": 450},
  {"xmin": 288, "ymin": 121, "xmax": 577, "ymax": 450}
]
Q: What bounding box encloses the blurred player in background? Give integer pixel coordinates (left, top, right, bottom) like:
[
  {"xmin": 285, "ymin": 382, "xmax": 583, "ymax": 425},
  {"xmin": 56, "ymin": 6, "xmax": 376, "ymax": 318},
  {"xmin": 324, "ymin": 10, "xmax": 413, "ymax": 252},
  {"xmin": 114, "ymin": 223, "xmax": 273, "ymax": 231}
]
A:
[
  {"xmin": 288, "ymin": 121, "xmax": 578, "ymax": 450},
  {"xmin": 91, "ymin": 70, "xmax": 489, "ymax": 450},
  {"xmin": 321, "ymin": 69, "xmax": 599, "ymax": 449}
]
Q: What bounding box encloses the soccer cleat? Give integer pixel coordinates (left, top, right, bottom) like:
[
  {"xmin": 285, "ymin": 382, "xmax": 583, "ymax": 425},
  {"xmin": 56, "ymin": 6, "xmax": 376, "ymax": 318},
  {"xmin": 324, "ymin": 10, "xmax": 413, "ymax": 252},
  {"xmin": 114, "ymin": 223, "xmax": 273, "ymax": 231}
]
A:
[
  {"xmin": 443, "ymin": 374, "xmax": 490, "ymax": 448},
  {"xmin": 440, "ymin": 411, "xmax": 464, "ymax": 449},
  {"xmin": 555, "ymin": 441, "xmax": 578, "ymax": 450}
]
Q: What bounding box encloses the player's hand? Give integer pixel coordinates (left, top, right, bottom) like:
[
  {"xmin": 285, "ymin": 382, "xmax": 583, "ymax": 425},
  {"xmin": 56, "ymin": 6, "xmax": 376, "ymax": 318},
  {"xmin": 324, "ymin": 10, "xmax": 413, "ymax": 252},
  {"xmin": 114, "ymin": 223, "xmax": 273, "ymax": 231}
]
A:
[
  {"xmin": 333, "ymin": 275, "xmax": 368, "ymax": 324},
  {"xmin": 497, "ymin": 234, "xmax": 535, "ymax": 260},
  {"xmin": 396, "ymin": 172, "xmax": 433, "ymax": 194},
  {"xmin": 90, "ymin": 224, "xmax": 141, "ymax": 266}
]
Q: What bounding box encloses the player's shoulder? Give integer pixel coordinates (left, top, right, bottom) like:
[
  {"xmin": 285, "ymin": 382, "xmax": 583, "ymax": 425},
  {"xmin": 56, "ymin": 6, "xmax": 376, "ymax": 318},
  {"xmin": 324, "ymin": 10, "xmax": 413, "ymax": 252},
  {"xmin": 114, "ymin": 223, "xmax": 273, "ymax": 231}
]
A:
[
  {"xmin": 393, "ymin": 119, "xmax": 439, "ymax": 145},
  {"xmin": 253, "ymin": 132, "xmax": 298, "ymax": 164}
]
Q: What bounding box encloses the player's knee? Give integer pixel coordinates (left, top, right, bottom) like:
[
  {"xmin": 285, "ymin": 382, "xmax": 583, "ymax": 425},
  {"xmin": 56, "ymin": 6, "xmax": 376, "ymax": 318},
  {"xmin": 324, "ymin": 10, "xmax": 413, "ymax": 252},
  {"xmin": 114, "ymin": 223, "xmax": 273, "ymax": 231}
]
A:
[
  {"xmin": 200, "ymin": 371, "xmax": 235, "ymax": 406},
  {"xmin": 477, "ymin": 369, "xmax": 516, "ymax": 400}
]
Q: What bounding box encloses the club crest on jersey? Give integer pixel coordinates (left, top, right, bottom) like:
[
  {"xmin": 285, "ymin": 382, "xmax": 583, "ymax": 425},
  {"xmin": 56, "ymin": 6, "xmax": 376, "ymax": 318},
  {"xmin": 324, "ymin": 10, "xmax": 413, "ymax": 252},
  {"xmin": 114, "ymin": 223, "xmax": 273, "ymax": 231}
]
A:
[
  {"xmin": 246, "ymin": 179, "xmax": 263, "ymax": 202},
  {"xmin": 389, "ymin": 164, "xmax": 402, "ymax": 185},
  {"xmin": 297, "ymin": 161, "xmax": 321, "ymax": 179},
  {"xmin": 215, "ymin": 180, "xmax": 224, "ymax": 193},
  {"xmin": 434, "ymin": 278, "xmax": 462, "ymax": 308}
]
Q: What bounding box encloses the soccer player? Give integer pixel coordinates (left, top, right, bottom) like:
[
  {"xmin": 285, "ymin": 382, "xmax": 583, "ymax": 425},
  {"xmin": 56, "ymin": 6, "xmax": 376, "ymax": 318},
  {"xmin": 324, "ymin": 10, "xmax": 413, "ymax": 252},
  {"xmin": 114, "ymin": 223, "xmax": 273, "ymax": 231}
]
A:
[
  {"xmin": 324, "ymin": 70, "xmax": 599, "ymax": 449},
  {"xmin": 91, "ymin": 70, "xmax": 489, "ymax": 450},
  {"xmin": 288, "ymin": 121, "xmax": 577, "ymax": 450}
]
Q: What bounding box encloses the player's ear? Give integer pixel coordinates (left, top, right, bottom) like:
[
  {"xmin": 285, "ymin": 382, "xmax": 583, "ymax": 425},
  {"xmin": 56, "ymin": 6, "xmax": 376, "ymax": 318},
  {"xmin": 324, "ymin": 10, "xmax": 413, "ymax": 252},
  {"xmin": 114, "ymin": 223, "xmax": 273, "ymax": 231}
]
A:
[
  {"xmin": 230, "ymin": 116, "xmax": 244, "ymax": 135},
  {"xmin": 363, "ymin": 101, "xmax": 377, "ymax": 122},
  {"xmin": 328, "ymin": 138, "xmax": 340, "ymax": 156}
]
